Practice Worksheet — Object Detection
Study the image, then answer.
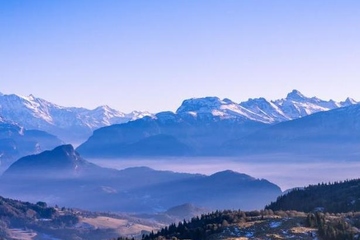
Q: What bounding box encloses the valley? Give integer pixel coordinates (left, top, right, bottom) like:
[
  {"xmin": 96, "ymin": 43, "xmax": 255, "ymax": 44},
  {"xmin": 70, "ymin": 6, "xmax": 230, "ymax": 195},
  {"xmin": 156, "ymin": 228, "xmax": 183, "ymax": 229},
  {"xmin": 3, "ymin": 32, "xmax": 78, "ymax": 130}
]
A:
[
  {"xmin": 0, "ymin": 195, "xmax": 165, "ymax": 240},
  {"xmin": 88, "ymin": 155, "xmax": 360, "ymax": 191},
  {"xmin": 0, "ymin": 145, "xmax": 282, "ymax": 214}
]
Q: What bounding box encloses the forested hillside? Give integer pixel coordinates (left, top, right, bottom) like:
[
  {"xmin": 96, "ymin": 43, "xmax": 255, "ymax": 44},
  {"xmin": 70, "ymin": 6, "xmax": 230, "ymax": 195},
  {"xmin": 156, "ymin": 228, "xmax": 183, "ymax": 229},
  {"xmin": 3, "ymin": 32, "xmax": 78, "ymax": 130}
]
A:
[
  {"xmin": 0, "ymin": 196, "xmax": 80, "ymax": 239},
  {"xmin": 118, "ymin": 210, "xmax": 360, "ymax": 240},
  {"xmin": 266, "ymin": 179, "xmax": 360, "ymax": 213},
  {"xmin": 121, "ymin": 210, "xmax": 315, "ymax": 239},
  {"xmin": 0, "ymin": 195, "xmax": 152, "ymax": 239}
]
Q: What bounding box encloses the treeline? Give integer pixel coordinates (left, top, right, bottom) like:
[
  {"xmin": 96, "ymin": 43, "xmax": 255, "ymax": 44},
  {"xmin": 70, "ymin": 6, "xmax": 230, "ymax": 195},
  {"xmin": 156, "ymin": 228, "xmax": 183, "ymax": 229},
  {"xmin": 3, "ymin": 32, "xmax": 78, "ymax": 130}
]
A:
[
  {"xmin": 306, "ymin": 212, "xmax": 360, "ymax": 240},
  {"xmin": 266, "ymin": 179, "xmax": 360, "ymax": 213},
  {"xmin": 0, "ymin": 196, "xmax": 80, "ymax": 238},
  {"xmin": 143, "ymin": 210, "xmax": 245, "ymax": 240},
  {"xmin": 140, "ymin": 209, "xmax": 302, "ymax": 240},
  {"xmin": 0, "ymin": 197, "xmax": 55, "ymax": 220},
  {"xmin": 113, "ymin": 207, "xmax": 360, "ymax": 240}
]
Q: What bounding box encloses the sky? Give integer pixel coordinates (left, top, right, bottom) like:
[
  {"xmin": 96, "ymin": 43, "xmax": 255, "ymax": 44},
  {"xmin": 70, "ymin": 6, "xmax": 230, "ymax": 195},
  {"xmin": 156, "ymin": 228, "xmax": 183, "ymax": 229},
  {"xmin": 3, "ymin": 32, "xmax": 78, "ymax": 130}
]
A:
[{"xmin": 1, "ymin": 0, "xmax": 360, "ymax": 112}]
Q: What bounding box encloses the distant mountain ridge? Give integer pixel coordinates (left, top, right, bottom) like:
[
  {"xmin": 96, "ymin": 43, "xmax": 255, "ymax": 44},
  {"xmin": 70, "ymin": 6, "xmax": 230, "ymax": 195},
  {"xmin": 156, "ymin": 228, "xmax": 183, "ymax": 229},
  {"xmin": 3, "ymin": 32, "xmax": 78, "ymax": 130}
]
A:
[
  {"xmin": 1, "ymin": 90, "xmax": 356, "ymax": 149},
  {"xmin": 77, "ymin": 90, "xmax": 358, "ymax": 158},
  {"xmin": 2, "ymin": 144, "xmax": 107, "ymax": 178},
  {"xmin": 0, "ymin": 92, "xmax": 153, "ymax": 143},
  {"xmin": 0, "ymin": 120, "xmax": 63, "ymax": 167},
  {"xmin": 224, "ymin": 103, "xmax": 360, "ymax": 159},
  {"xmin": 177, "ymin": 90, "xmax": 357, "ymax": 124},
  {"xmin": 0, "ymin": 145, "xmax": 281, "ymax": 213},
  {"xmin": 76, "ymin": 112, "xmax": 267, "ymax": 157}
]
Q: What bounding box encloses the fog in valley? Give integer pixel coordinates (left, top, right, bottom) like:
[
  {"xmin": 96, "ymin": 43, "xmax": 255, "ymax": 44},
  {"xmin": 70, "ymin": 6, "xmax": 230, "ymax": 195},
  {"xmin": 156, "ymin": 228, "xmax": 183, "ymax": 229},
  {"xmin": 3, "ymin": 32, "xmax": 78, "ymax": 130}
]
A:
[{"xmin": 88, "ymin": 154, "xmax": 360, "ymax": 191}]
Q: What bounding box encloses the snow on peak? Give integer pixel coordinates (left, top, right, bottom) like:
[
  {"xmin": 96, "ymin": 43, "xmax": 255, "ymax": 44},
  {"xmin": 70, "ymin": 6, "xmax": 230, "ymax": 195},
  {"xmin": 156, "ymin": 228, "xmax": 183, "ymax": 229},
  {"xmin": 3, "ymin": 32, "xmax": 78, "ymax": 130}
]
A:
[
  {"xmin": 266, "ymin": 90, "xmax": 358, "ymax": 120},
  {"xmin": 174, "ymin": 91, "xmax": 358, "ymax": 124},
  {"xmin": 176, "ymin": 97, "xmax": 241, "ymax": 114},
  {"xmin": 0, "ymin": 92, "xmax": 153, "ymax": 141},
  {"xmin": 176, "ymin": 97, "xmax": 272, "ymax": 123},
  {"xmin": 92, "ymin": 105, "xmax": 124, "ymax": 116},
  {"xmin": 27, "ymin": 94, "xmax": 36, "ymax": 100},
  {"xmin": 176, "ymin": 97, "xmax": 223, "ymax": 113},
  {"xmin": 341, "ymin": 97, "xmax": 358, "ymax": 107},
  {"xmin": 243, "ymin": 97, "xmax": 269, "ymax": 105},
  {"xmin": 96, "ymin": 105, "xmax": 113, "ymax": 111},
  {"xmin": 240, "ymin": 98, "xmax": 289, "ymax": 122},
  {"xmin": 286, "ymin": 89, "xmax": 307, "ymax": 101},
  {"xmin": 1, "ymin": 90, "xmax": 358, "ymax": 142},
  {"xmin": 128, "ymin": 111, "xmax": 153, "ymax": 120}
]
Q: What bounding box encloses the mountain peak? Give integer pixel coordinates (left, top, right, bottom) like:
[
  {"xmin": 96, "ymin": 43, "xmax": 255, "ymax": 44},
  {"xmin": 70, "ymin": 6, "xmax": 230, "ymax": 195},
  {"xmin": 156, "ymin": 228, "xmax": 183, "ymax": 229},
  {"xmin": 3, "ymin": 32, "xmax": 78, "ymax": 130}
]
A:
[
  {"xmin": 210, "ymin": 170, "xmax": 254, "ymax": 181},
  {"xmin": 244, "ymin": 97, "xmax": 269, "ymax": 104},
  {"xmin": 155, "ymin": 111, "xmax": 177, "ymax": 121},
  {"xmin": 20, "ymin": 93, "xmax": 38, "ymax": 102},
  {"xmin": 93, "ymin": 105, "xmax": 117, "ymax": 113},
  {"xmin": 286, "ymin": 89, "xmax": 307, "ymax": 100},
  {"xmin": 53, "ymin": 144, "xmax": 76, "ymax": 154},
  {"xmin": 39, "ymin": 144, "xmax": 80, "ymax": 163},
  {"xmin": 176, "ymin": 97, "xmax": 223, "ymax": 114},
  {"xmin": 223, "ymin": 98, "xmax": 235, "ymax": 104},
  {"xmin": 174, "ymin": 96, "xmax": 265, "ymax": 121},
  {"xmin": 341, "ymin": 97, "xmax": 357, "ymax": 106},
  {"xmin": 176, "ymin": 97, "xmax": 241, "ymax": 114},
  {"xmin": 3, "ymin": 144, "xmax": 99, "ymax": 178}
]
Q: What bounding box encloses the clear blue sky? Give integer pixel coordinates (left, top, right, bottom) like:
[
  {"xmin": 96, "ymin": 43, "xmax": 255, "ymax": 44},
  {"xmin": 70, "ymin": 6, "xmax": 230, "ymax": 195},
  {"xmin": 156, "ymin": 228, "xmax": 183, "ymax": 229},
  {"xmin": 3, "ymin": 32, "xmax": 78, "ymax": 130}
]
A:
[{"xmin": 1, "ymin": 0, "xmax": 360, "ymax": 112}]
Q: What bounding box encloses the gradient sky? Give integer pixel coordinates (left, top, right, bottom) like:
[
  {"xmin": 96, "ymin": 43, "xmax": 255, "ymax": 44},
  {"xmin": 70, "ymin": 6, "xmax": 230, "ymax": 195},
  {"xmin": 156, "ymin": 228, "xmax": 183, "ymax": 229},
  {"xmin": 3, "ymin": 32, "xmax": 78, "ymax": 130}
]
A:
[{"xmin": 1, "ymin": 1, "xmax": 360, "ymax": 112}]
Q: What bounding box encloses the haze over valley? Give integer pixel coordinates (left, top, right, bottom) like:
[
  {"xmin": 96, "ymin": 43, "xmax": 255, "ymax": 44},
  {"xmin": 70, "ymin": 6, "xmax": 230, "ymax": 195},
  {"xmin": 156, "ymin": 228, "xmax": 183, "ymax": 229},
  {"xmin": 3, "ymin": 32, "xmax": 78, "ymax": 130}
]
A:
[
  {"xmin": 1, "ymin": 89, "xmax": 360, "ymax": 197},
  {"xmin": 89, "ymin": 155, "xmax": 360, "ymax": 191}
]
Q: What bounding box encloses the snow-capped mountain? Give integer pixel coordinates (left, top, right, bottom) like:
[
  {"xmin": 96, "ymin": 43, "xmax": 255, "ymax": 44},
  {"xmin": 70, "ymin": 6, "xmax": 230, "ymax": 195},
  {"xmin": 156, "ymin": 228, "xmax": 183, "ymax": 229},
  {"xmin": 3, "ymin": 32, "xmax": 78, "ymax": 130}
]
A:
[
  {"xmin": 77, "ymin": 89, "xmax": 359, "ymax": 158},
  {"xmin": 1, "ymin": 89, "xmax": 357, "ymax": 145},
  {"xmin": 0, "ymin": 92, "xmax": 153, "ymax": 143},
  {"xmin": 176, "ymin": 97, "xmax": 272, "ymax": 123},
  {"xmin": 176, "ymin": 90, "xmax": 357, "ymax": 124},
  {"xmin": 224, "ymin": 103, "xmax": 360, "ymax": 159},
  {"xmin": 244, "ymin": 89, "xmax": 358, "ymax": 122}
]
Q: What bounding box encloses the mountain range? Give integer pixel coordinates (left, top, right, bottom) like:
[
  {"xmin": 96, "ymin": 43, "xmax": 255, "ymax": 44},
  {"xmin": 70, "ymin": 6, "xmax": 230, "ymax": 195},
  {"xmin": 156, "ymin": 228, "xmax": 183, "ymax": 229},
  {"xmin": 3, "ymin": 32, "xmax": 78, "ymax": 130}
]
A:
[
  {"xmin": 177, "ymin": 89, "xmax": 356, "ymax": 123},
  {"xmin": 1, "ymin": 90, "xmax": 355, "ymax": 145},
  {"xmin": 77, "ymin": 90, "xmax": 360, "ymax": 158},
  {"xmin": 224, "ymin": 103, "xmax": 360, "ymax": 159},
  {"xmin": 0, "ymin": 145, "xmax": 282, "ymax": 213},
  {"xmin": 0, "ymin": 92, "xmax": 152, "ymax": 143},
  {"xmin": 76, "ymin": 112, "xmax": 268, "ymax": 157},
  {"xmin": 1, "ymin": 89, "xmax": 359, "ymax": 159}
]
